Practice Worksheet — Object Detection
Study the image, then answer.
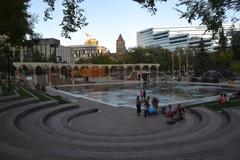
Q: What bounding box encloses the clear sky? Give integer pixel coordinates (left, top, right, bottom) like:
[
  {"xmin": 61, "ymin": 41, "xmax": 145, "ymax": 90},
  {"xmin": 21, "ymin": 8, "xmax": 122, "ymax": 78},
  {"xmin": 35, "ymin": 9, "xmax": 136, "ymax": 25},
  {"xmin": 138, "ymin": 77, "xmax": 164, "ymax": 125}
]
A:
[{"xmin": 29, "ymin": 0, "xmax": 201, "ymax": 52}]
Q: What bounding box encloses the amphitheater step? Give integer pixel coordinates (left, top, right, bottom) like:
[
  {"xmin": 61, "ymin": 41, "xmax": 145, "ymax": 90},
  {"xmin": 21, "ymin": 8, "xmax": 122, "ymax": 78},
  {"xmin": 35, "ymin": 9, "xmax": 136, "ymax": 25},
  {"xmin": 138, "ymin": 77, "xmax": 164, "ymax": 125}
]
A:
[
  {"xmin": 0, "ymin": 98, "xmax": 39, "ymax": 112},
  {"xmin": 0, "ymin": 95, "xmax": 240, "ymax": 160},
  {"xmin": 0, "ymin": 95, "xmax": 21, "ymax": 103}
]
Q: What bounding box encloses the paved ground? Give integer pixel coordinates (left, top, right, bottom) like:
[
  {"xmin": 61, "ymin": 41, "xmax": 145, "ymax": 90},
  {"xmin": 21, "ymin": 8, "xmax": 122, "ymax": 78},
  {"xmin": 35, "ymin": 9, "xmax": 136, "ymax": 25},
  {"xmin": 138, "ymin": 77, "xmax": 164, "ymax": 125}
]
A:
[{"xmin": 0, "ymin": 95, "xmax": 240, "ymax": 160}]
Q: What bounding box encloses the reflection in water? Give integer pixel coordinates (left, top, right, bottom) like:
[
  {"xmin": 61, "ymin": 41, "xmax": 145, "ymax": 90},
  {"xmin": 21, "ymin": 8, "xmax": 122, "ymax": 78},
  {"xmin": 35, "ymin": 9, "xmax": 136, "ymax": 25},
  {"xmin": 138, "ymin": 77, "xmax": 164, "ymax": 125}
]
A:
[{"xmin": 60, "ymin": 82, "xmax": 237, "ymax": 108}]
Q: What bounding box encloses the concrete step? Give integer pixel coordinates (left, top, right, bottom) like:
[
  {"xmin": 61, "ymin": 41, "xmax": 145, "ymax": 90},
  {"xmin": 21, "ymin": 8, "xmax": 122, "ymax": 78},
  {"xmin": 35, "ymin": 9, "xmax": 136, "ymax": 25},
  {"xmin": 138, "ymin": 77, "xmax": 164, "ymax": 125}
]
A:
[
  {"xmin": 0, "ymin": 98, "xmax": 39, "ymax": 112},
  {"xmin": 0, "ymin": 95, "xmax": 21, "ymax": 103}
]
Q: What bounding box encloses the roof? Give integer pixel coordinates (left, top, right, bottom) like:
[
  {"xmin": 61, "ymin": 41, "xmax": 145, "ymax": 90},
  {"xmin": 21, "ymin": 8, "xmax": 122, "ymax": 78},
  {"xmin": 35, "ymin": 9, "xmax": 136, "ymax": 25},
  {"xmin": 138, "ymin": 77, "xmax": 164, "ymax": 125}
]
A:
[{"xmin": 117, "ymin": 34, "xmax": 124, "ymax": 42}]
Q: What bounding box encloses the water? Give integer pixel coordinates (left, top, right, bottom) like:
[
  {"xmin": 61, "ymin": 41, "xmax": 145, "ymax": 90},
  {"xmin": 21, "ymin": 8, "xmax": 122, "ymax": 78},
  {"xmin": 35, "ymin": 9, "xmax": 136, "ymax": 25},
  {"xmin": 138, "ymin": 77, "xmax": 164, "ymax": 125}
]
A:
[{"xmin": 59, "ymin": 82, "xmax": 237, "ymax": 108}]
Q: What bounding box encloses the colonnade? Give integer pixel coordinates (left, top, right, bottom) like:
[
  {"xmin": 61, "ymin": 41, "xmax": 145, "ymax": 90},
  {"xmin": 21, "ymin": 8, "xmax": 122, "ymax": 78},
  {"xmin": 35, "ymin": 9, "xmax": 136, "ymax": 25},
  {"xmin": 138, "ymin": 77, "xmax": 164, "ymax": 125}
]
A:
[{"xmin": 13, "ymin": 62, "xmax": 160, "ymax": 86}]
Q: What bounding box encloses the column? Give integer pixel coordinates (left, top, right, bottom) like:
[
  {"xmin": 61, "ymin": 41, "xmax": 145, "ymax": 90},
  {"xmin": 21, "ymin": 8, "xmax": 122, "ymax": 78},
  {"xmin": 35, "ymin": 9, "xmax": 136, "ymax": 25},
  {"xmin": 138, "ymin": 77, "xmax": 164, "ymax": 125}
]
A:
[
  {"xmin": 71, "ymin": 68, "xmax": 74, "ymax": 85},
  {"xmin": 108, "ymin": 66, "xmax": 111, "ymax": 80},
  {"xmin": 48, "ymin": 68, "xmax": 52, "ymax": 86}
]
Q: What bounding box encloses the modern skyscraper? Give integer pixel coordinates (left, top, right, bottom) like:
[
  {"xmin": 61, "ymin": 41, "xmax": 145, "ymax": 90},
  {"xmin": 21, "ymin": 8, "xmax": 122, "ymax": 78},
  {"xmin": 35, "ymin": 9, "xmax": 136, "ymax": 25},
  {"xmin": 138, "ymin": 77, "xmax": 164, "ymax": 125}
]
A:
[
  {"xmin": 137, "ymin": 25, "xmax": 240, "ymax": 52},
  {"xmin": 116, "ymin": 34, "xmax": 126, "ymax": 54}
]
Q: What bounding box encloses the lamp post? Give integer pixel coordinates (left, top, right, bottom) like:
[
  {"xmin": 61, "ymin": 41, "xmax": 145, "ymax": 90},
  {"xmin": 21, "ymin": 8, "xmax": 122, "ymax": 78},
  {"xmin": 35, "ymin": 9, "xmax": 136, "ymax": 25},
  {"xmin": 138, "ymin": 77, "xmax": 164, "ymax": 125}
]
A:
[
  {"xmin": 172, "ymin": 52, "xmax": 174, "ymax": 79},
  {"xmin": 178, "ymin": 52, "xmax": 181, "ymax": 80},
  {"xmin": 7, "ymin": 52, "xmax": 11, "ymax": 92}
]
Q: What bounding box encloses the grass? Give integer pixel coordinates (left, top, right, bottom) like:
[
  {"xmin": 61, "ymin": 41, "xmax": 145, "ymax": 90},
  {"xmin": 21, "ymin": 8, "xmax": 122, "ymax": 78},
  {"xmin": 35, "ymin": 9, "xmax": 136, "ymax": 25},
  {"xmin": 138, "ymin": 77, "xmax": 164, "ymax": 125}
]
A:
[
  {"xmin": 49, "ymin": 95, "xmax": 69, "ymax": 104},
  {"xmin": 24, "ymin": 87, "xmax": 50, "ymax": 101},
  {"xmin": 203, "ymin": 98, "xmax": 240, "ymax": 111},
  {"xmin": 0, "ymin": 84, "xmax": 14, "ymax": 95},
  {"xmin": 16, "ymin": 87, "xmax": 32, "ymax": 97},
  {"xmin": 22, "ymin": 86, "xmax": 69, "ymax": 104},
  {"xmin": 1, "ymin": 84, "xmax": 68, "ymax": 104}
]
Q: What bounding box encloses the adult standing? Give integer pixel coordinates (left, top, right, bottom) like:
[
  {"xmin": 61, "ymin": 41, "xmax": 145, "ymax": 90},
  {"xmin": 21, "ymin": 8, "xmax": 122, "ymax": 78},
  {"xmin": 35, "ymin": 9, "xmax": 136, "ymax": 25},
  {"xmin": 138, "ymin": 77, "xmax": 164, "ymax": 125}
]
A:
[
  {"xmin": 143, "ymin": 89, "xmax": 146, "ymax": 99},
  {"xmin": 136, "ymin": 96, "xmax": 141, "ymax": 116},
  {"xmin": 144, "ymin": 96, "xmax": 150, "ymax": 117}
]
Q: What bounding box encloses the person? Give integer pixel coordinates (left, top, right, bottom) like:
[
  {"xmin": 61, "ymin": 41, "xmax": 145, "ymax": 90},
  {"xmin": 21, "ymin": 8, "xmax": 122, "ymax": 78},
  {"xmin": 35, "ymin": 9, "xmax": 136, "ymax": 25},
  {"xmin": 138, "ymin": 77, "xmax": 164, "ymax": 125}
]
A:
[
  {"xmin": 144, "ymin": 96, "xmax": 150, "ymax": 117},
  {"xmin": 140, "ymin": 89, "xmax": 143, "ymax": 98},
  {"xmin": 166, "ymin": 105, "xmax": 174, "ymax": 119},
  {"xmin": 176, "ymin": 104, "xmax": 185, "ymax": 121},
  {"xmin": 54, "ymin": 85, "xmax": 59, "ymax": 90},
  {"xmin": 152, "ymin": 97, "xmax": 159, "ymax": 114},
  {"xmin": 220, "ymin": 94, "xmax": 225, "ymax": 104},
  {"xmin": 143, "ymin": 89, "xmax": 146, "ymax": 99},
  {"xmin": 224, "ymin": 94, "xmax": 229, "ymax": 103},
  {"xmin": 140, "ymin": 89, "xmax": 144, "ymax": 102},
  {"xmin": 136, "ymin": 96, "xmax": 141, "ymax": 116},
  {"xmin": 160, "ymin": 106, "xmax": 167, "ymax": 115},
  {"xmin": 41, "ymin": 85, "xmax": 46, "ymax": 91}
]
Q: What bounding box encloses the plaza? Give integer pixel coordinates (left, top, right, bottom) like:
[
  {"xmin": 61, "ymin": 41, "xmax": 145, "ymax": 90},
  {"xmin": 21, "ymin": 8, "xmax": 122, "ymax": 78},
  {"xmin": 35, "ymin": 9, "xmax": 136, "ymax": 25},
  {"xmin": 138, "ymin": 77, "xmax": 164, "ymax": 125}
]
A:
[{"xmin": 1, "ymin": 79, "xmax": 240, "ymax": 159}]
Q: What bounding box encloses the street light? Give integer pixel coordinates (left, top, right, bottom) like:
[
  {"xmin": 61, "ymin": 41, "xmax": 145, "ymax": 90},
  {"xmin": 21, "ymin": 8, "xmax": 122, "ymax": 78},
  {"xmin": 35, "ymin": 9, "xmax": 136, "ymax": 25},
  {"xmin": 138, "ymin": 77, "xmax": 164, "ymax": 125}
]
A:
[{"xmin": 172, "ymin": 52, "xmax": 174, "ymax": 79}]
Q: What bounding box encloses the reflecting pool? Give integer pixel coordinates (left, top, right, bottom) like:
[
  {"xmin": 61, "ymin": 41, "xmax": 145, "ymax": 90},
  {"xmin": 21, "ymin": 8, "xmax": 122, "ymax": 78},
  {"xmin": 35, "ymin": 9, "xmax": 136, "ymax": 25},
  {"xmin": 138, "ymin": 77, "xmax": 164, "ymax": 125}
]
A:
[{"xmin": 59, "ymin": 82, "xmax": 237, "ymax": 108}]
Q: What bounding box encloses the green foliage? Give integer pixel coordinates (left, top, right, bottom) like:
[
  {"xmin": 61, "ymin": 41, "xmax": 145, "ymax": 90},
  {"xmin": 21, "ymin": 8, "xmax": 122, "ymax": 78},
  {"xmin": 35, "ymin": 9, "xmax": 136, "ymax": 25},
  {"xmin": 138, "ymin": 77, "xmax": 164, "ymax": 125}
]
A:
[
  {"xmin": 231, "ymin": 61, "xmax": 240, "ymax": 75},
  {"xmin": 16, "ymin": 87, "xmax": 32, "ymax": 97},
  {"xmin": 231, "ymin": 31, "xmax": 240, "ymax": 60},
  {"xmin": 218, "ymin": 28, "xmax": 228, "ymax": 53},
  {"xmin": 0, "ymin": 0, "xmax": 33, "ymax": 47},
  {"xmin": 42, "ymin": 0, "xmax": 88, "ymax": 39},
  {"xmin": 192, "ymin": 38, "xmax": 210, "ymax": 75},
  {"xmin": 133, "ymin": 0, "xmax": 167, "ymax": 14},
  {"xmin": 204, "ymin": 98, "xmax": 240, "ymax": 111},
  {"xmin": 60, "ymin": 0, "xmax": 88, "ymax": 39},
  {"xmin": 25, "ymin": 88, "xmax": 50, "ymax": 101},
  {"xmin": 23, "ymin": 49, "xmax": 48, "ymax": 62},
  {"xmin": 124, "ymin": 47, "xmax": 171, "ymax": 66},
  {"xmin": 0, "ymin": 46, "xmax": 15, "ymax": 76}
]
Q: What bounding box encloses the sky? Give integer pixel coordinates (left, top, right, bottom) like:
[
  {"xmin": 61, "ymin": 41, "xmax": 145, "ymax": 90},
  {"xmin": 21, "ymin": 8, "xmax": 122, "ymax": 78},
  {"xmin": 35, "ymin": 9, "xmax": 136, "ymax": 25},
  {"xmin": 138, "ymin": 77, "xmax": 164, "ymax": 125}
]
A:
[{"xmin": 29, "ymin": 0, "xmax": 201, "ymax": 52}]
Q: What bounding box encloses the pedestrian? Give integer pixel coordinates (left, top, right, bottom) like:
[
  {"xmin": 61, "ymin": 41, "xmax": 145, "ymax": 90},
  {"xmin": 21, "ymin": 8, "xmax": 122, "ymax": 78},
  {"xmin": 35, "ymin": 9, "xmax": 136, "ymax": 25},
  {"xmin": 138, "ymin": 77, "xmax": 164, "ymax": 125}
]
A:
[
  {"xmin": 143, "ymin": 89, "xmax": 146, "ymax": 99},
  {"xmin": 144, "ymin": 96, "xmax": 150, "ymax": 117},
  {"xmin": 136, "ymin": 96, "xmax": 141, "ymax": 115},
  {"xmin": 152, "ymin": 97, "xmax": 159, "ymax": 114},
  {"xmin": 140, "ymin": 89, "xmax": 144, "ymax": 102}
]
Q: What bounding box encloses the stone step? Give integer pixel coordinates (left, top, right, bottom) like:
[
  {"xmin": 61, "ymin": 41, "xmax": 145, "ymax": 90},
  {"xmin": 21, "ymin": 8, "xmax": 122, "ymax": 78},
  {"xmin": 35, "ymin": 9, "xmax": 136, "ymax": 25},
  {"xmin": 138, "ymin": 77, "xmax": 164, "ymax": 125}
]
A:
[
  {"xmin": 0, "ymin": 96, "xmax": 240, "ymax": 160},
  {"xmin": 0, "ymin": 95, "xmax": 20, "ymax": 103},
  {"xmin": 0, "ymin": 98, "xmax": 39, "ymax": 112}
]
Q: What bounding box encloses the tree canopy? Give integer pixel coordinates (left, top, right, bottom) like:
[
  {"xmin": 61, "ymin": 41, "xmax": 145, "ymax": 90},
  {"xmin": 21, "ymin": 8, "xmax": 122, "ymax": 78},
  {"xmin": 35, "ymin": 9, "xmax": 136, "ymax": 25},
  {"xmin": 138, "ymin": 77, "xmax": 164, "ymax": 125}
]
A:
[
  {"xmin": 0, "ymin": 0, "xmax": 33, "ymax": 47},
  {"xmin": 1, "ymin": 0, "xmax": 239, "ymax": 46}
]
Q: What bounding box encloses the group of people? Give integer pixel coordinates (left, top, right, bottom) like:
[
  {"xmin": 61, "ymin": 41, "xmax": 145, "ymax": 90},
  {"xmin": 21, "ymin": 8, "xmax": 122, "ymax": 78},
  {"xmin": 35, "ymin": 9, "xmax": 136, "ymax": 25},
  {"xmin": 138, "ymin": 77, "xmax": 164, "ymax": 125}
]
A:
[
  {"xmin": 136, "ymin": 89, "xmax": 186, "ymax": 122},
  {"xmin": 136, "ymin": 89, "xmax": 159, "ymax": 117},
  {"xmin": 163, "ymin": 104, "xmax": 186, "ymax": 121}
]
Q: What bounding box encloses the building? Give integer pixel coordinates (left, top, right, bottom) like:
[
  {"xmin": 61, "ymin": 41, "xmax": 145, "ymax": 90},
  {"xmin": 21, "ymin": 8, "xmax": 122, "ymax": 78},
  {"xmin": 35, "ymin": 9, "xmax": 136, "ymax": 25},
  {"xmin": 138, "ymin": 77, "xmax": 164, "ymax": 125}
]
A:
[
  {"xmin": 137, "ymin": 25, "xmax": 240, "ymax": 52},
  {"xmin": 116, "ymin": 34, "xmax": 126, "ymax": 55},
  {"xmin": 20, "ymin": 38, "xmax": 72, "ymax": 63},
  {"xmin": 70, "ymin": 37, "xmax": 108, "ymax": 63}
]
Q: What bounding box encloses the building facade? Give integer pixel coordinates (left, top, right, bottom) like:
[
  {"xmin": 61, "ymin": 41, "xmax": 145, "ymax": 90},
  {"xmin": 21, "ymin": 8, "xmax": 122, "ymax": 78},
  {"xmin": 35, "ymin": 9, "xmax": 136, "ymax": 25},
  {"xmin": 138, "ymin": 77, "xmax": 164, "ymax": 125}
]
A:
[
  {"xmin": 70, "ymin": 37, "xmax": 108, "ymax": 63},
  {"xmin": 116, "ymin": 34, "xmax": 126, "ymax": 55},
  {"xmin": 20, "ymin": 38, "xmax": 72, "ymax": 63},
  {"xmin": 137, "ymin": 25, "xmax": 240, "ymax": 51}
]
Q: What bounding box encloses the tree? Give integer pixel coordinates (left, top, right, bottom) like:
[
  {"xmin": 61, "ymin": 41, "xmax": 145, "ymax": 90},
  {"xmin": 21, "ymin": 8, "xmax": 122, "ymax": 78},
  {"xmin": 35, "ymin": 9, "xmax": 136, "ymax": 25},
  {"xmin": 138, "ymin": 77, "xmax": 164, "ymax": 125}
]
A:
[
  {"xmin": 0, "ymin": 0, "xmax": 88, "ymax": 47},
  {"xmin": 134, "ymin": 0, "xmax": 240, "ymax": 35},
  {"xmin": 231, "ymin": 31, "xmax": 240, "ymax": 60},
  {"xmin": 193, "ymin": 38, "xmax": 210, "ymax": 75},
  {"xmin": 0, "ymin": 0, "xmax": 33, "ymax": 47},
  {"xmin": 0, "ymin": 46, "xmax": 16, "ymax": 92},
  {"xmin": 218, "ymin": 28, "xmax": 228, "ymax": 53}
]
